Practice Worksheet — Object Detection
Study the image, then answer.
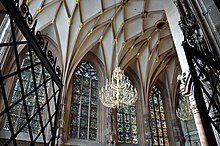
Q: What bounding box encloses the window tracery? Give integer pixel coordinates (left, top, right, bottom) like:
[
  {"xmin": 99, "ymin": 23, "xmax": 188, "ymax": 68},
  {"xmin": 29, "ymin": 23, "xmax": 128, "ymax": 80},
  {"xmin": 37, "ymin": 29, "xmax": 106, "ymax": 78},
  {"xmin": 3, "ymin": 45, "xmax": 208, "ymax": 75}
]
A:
[
  {"xmin": 69, "ymin": 62, "xmax": 98, "ymax": 141},
  {"xmin": 150, "ymin": 86, "xmax": 169, "ymax": 146},
  {"xmin": 3, "ymin": 51, "xmax": 49, "ymax": 135},
  {"xmin": 117, "ymin": 103, "xmax": 138, "ymax": 144}
]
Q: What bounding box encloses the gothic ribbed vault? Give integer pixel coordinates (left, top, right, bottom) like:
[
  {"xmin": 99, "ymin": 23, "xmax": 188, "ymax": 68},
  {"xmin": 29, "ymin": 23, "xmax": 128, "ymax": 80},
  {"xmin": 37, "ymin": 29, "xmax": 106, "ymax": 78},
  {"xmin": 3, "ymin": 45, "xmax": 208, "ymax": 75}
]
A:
[{"xmin": 27, "ymin": 0, "xmax": 180, "ymax": 103}]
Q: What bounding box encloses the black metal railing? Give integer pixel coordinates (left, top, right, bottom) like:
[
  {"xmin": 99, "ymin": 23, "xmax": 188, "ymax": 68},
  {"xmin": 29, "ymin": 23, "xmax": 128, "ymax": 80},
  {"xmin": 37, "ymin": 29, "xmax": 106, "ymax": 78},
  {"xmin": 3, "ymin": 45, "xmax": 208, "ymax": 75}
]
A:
[
  {"xmin": 175, "ymin": 0, "xmax": 220, "ymax": 145},
  {"xmin": 0, "ymin": 0, "xmax": 63, "ymax": 145}
]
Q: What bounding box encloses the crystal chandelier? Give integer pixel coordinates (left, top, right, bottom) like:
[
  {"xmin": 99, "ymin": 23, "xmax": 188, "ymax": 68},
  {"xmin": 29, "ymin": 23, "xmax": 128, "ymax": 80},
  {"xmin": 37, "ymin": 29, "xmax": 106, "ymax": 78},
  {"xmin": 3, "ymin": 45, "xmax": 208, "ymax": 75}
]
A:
[
  {"xmin": 99, "ymin": 0, "xmax": 137, "ymax": 108},
  {"xmin": 99, "ymin": 66, "xmax": 138, "ymax": 108}
]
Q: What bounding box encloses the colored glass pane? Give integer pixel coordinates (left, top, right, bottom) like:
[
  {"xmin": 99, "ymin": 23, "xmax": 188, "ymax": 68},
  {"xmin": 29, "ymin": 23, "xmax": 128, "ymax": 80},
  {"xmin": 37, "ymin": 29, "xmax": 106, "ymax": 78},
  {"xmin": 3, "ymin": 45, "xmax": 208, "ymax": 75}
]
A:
[
  {"xmin": 150, "ymin": 86, "xmax": 169, "ymax": 146},
  {"xmin": 92, "ymin": 89, "xmax": 98, "ymax": 97},
  {"xmin": 89, "ymin": 130, "xmax": 97, "ymax": 140},
  {"xmin": 82, "ymin": 87, "xmax": 89, "ymax": 96},
  {"xmin": 72, "ymin": 94, "xmax": 80, "ymax": 104},
  {"xmin": 3, "ymin": 52, "xmax": 47, "ymax": 134},
  {"xmin": 90, "ymin": 118, "xmax": 97, "ymax": 129},
  {"xmin": 90, "ymin": 108, "xmax": 97, "ymax": 118},
  {"xmin": 79, "ymin": 128, "xmax": 87, "ymax": 139},
  {"xmin": 80, "ymin": 118, "xmax": 88, "ymax": 127},
  {"xmin": 83, "ymin": 78, "xmax": 90, "ymax": 86},
  {"xmin": 70, "ymin": 116, "xmax": 78, "ymax": 126},
  {"xmin": 69, "ymin": 62, "xmax": 98, "ymax": 141},
  {"xmin": 81, "ymin": 106, "xmax": 88, "ymax": 117},
  {"xmin": 81, "ymin": 96, "xmax": 89, "ymax": 104},
  {"xmin": 92, "ymin": 80, "xmax": 97, "ymax": 88},
  {"xmin": 74, "ymin": 85, "xmax": 81, "ymax": 94},
  {"xmin": 71, "ymin": 105, "xmax": 79, "ymax": 115},
  {"xmin": 117, "ymin": 103, "xmax": 138, "ymax": 144},
  {"xmin": 90, "ymin": 97, "xmax": 97, "ymax": 105}
]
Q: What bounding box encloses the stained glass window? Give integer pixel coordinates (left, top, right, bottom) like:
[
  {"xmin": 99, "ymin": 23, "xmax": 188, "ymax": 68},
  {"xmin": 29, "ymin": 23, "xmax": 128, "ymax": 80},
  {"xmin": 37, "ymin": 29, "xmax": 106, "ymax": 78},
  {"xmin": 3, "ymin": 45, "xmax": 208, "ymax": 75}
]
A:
[
  {"xmin": 117, "ymin": 103, "xmax": 138, "ymax": 144},
  {"xmin": 69, "ymin": 62, "xmax": 98, "ymax": 141},
  {"xmin": 3, "ymin": 51, "xmax": 49, "ymax": 134},
  {"xmin": 150, "ymin": 86, "xmax": 169, "ymax": 146}
]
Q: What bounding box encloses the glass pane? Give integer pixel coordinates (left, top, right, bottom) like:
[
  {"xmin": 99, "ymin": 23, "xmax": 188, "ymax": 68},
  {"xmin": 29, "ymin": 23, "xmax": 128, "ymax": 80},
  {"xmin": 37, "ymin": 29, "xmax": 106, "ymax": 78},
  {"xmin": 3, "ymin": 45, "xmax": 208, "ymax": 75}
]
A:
[
  {"xmin": 83, "ymin": 78, "xmax": 90, "ymax": 86},
  {"xmin": 117, "ymin": 103, "xmax": 138, "ymax": 144},
  {"xmin": 79, "ymin": 128, "xmax": 87, "ymax": 139},
  {"xmin": 90, "ymin": 108, "xmax": 97, "ymax": 118},
  {"xmin": 72, "ymin": 94, "xmax": 80, "ymax": 104},
  {"xmin": 3, "ymin": 52, "xmax": 46, "ymax": 134},
  {"xmin": 81, "ymin": 96, "xmax": 89, "ymax": 105},
  {"xmin": 89, "ymin": 129, "xmax": 96, "ymax": 140},
  {"xmin": 69, "ymin": 126, "xmax": 78, "ymax": 138},
  {"xmin": 69, "ymin": 61, "xmax": 98, "ymax": 140},
  {"xmin": 81, "ymin": 106, "xmax": 88, "ymax": 117},
  {"xmin": 70, "ymin": 116, "xmax": 78, "ymax": 126},
  {"xmin": 150, "ymin": 86, "xmax": 169, "ymax": 146},
  {"xmin": 90, "ymin": 118, "xmax": 97, "ymax": 129}
]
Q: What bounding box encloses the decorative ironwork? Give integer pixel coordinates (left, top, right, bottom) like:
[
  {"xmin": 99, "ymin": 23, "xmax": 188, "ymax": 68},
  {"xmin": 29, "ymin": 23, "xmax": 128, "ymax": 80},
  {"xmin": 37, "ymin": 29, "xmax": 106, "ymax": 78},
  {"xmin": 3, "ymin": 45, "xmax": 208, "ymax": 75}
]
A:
[
  {"xmin": 7, "ymin": 0, "xmax": 62, "ymax": 79},
  {"xmin": 174, "ymin": 0, "xmax": 218, "ymax": 61},
  {"xmin": 0, "ymin": 0, "xmax": 63, "ymax": 146},
  {"xmin": 174, "ymin": 0, "xmax": 220, "ymax": 145},
  {"xmin": 176, "ymin": 73, "xmax": 193, "ymax": 121},
  {"xmin": 20, "ymin": 2, "xmax": 33, "ymax": 25},
  {"xmin": 186, "ymin": 47, "xmax": 220, "ymax": 132}
]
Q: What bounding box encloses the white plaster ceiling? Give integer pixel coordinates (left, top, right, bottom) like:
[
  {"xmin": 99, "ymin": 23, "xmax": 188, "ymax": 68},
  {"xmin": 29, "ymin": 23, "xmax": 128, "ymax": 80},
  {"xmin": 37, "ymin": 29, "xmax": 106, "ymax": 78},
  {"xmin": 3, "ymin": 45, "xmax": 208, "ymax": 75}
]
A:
[{"xmin": 27, "ymin": 0, "xmax": 181, "ymax": 100}]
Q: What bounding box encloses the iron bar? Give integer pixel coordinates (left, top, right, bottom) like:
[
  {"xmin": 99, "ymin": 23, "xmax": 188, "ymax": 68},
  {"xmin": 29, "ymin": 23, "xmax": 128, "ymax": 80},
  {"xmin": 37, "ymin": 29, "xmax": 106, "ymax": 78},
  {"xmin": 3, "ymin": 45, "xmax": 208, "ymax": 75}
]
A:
[
  {"xmin": 1, "ymin": 0, "xmax": 62, "ymax": 89},
  {"xmin": 183, "ymin": 41, "xmax": 218, "ymax": 145}
]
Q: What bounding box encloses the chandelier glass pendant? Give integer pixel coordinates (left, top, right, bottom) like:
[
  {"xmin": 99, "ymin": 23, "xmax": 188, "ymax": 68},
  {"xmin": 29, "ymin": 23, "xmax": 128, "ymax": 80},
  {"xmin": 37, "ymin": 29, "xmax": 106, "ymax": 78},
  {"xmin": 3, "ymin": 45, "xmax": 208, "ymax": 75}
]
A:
[{"xmin": 99, "ymin": 66, "xmax": 138, "ymax": 108}]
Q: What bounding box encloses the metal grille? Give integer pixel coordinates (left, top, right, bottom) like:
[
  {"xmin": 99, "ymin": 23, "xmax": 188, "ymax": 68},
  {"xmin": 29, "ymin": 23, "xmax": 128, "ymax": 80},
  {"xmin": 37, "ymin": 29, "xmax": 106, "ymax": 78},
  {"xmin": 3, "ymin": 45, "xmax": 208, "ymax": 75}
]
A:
[
  {"xmin": 0, "ymin": 0, "xmax": 63, "ymax": 145},
  {"xmin": 184, "ymin": 44, "xmax": 220, "ymax": 133},
  {"xmin": 175, "ymin": 0, "xmax": 220, "ymax": 145}
]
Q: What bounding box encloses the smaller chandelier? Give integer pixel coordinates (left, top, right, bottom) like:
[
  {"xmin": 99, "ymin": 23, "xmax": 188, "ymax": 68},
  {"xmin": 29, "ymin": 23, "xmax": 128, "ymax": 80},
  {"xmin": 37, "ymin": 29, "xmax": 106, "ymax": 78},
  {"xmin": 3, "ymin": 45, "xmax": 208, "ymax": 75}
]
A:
[
  {"xmin": 99, "ymin": 66, "xmax": 138, "ymax": 108},
  {"xmin": 176, "ymin": 96, "xmax": 193, "ymax": 121}
]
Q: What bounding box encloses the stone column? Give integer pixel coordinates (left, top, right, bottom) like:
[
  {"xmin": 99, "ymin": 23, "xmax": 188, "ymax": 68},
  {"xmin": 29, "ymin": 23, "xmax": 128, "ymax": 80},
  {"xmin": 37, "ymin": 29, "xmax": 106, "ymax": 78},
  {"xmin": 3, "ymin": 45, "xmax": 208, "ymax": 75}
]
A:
[{"xmin": 189, "ymin": 95, "xmax": 209, "ymax": 146}]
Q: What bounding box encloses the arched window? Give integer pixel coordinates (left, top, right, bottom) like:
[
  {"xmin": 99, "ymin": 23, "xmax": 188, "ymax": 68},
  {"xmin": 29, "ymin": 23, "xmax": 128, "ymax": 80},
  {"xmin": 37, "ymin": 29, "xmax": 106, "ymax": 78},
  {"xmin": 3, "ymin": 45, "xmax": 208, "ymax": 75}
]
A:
[
  {"xmin": 69, "ymin": 61, "xmax": 98, "ymax": 140},
  {"xmin": 3, "ymin": 51, "xmax": 49, "ymax": 134},
  {"xmin": 117, "ymin": 104, "xmax": 138, "ymax": 144},
  {"xmin": 150, "ymin": 86, "xmax": 169, "ymax": 146}
]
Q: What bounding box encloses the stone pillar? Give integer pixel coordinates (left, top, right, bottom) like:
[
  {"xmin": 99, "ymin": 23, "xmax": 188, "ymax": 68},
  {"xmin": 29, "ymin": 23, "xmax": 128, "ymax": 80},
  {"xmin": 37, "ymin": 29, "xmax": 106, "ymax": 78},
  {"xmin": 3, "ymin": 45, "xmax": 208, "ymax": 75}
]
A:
[{"xmin": 189, "ymin": 95, "xmax": 209, "ymax": 146}]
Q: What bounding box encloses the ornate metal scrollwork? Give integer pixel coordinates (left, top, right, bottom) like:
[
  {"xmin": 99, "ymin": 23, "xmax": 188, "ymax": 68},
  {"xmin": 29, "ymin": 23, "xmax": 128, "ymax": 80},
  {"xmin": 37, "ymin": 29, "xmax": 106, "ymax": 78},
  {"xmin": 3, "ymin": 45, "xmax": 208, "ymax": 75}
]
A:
[
  {"xmin": 20, "ymin": 2, "xmax": 33, "ymax": 25},
  {"xmin": 56, "ymin": 66, "xmax": 62, "ymax": 77},
  {"xmin": 36, "ymin": 31, "xmax": 45, "ymax": 48},
  {"xmin": 35, "ymin": 30, "xmax": 62, "ymax": 78},
  {"xmin": 174, "ymin": 0, "xmax": 214, "ymax": 59},
  {"xmin": 15, "ymin": 0, "xmax": 63, "ymax": 78},
  {"xmin": 174, "ymin": 0, "xmax": 198, "ymax": 45}
]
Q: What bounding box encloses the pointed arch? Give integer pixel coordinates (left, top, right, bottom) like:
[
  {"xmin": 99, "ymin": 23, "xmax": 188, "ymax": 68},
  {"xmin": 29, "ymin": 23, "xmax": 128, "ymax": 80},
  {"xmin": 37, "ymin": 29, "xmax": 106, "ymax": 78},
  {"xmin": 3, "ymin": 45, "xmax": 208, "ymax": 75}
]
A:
[{"xmin": 63, "ymin": 52, "xmax": 106, "ymax": 145}]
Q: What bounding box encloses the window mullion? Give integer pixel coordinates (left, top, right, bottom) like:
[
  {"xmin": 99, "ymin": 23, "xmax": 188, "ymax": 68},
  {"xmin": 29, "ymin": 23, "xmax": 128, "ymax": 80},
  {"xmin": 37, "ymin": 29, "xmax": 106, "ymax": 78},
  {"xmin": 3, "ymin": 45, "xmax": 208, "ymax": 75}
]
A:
[
  {"xmin": 158, "ymin": 94, "xmax": 165, "ymax": 146},
  {"xmin": 87, "ymin": 78, "xmax": 92, "ymax": 140},
  {"xmin": 78, "ymin": 76, "xmax": 83, "ymax": 139},
  {"xmin": 69, "ymin": 62, "xmax": 98, "ymax": 141},
  {"xmin": 152, "ymin": 90, "xmax": 160, "ymax": 146}
]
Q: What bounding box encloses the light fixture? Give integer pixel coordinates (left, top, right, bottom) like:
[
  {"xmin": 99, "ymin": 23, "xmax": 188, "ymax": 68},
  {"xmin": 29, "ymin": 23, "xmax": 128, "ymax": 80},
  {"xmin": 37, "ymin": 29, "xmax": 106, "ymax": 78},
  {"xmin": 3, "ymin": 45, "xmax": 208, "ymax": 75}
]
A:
[
  {"xmin": 99, "ymin": 66, "xmax": 138, "ymax": 108},
  {"xmin": 99, "ymin": 0, "xmax": 138, "ymax": 108},
  {"xmin": 176, "ymin": 96, "xmax": 193, "ymax": 121}
]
